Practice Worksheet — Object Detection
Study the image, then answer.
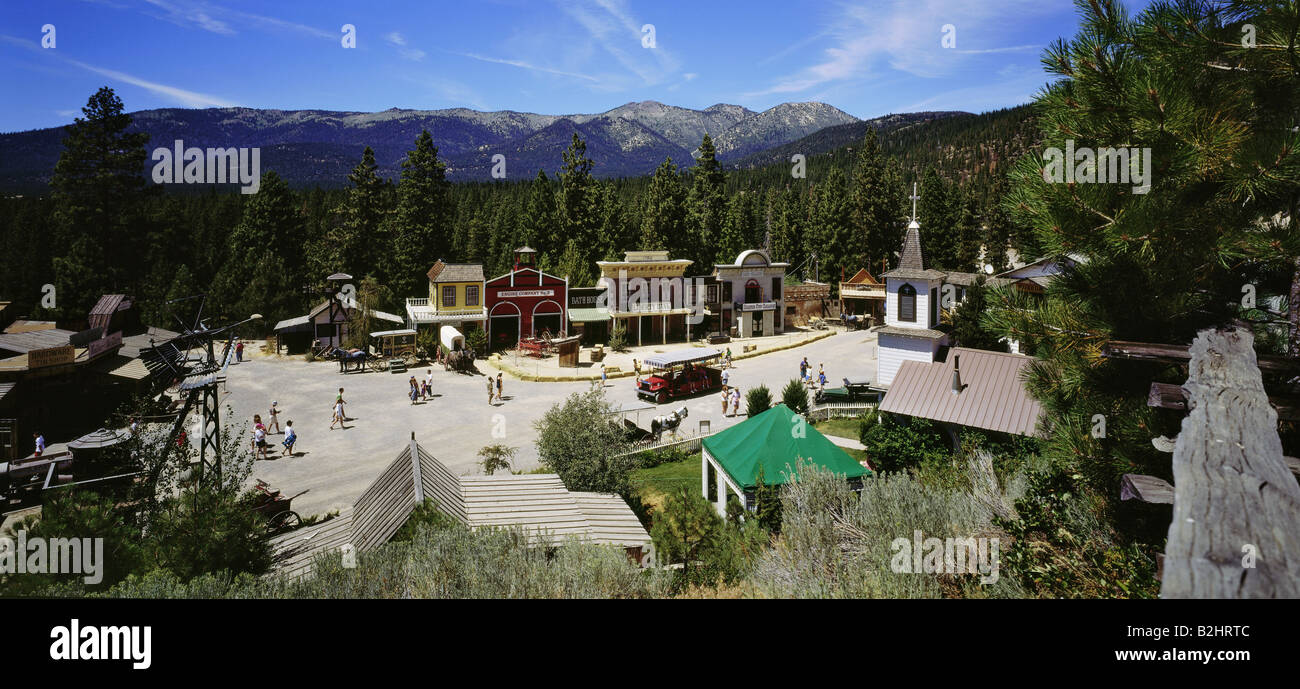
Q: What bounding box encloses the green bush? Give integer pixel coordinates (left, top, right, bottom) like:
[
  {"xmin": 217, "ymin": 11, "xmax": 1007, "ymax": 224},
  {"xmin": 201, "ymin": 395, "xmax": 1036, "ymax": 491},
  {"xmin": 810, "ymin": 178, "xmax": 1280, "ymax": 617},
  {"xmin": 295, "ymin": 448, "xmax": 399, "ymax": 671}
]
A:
[
  {"xmin": 859, "ymin": 414, "xmax": 951, "ymax": 473},
  {"xmin": 744, "ymin": 385, "xmax": 772, "ymax": 416},
  {"xmin": 608, "ymin": 323, "xmax": 629, "ymax": 352},
  {"xmin": 993, "ymin": 466, "xmax": 1159, "ymax": 599},
  {"xmin": 650, "ymin": 487, "xmax": 769, "ymax": 592},
  {"xmin": 781, "ymin": 379, "xmax": 809, "ymax": 415},
  {"xmin": 533, "ymin": 389, "xmax": 635, "ymax": 495},
  {"xmin": 464, "ymin": 327, "xmax": 488, "ymax": 356}
]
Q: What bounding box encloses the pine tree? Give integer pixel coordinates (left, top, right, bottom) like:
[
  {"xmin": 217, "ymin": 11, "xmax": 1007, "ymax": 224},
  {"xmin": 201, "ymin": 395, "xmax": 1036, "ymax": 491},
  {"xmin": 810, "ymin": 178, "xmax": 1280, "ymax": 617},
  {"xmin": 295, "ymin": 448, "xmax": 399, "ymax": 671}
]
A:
[
  {"xmin": 213, "ymin": 170, "xmax": 305, "ymax": 325},
  {"xmin": 916, "ymin": 166, "xmax": 961, "ymax": 269},
  {"xmin": 810, "ymin": 167, "xmax": 852, "ymax": 282},
  {"xmin": 641, "ymin": 158, "xmax": 686, "ymax": 251},
  {"xmin": 986, "ymin": 0, "xmax": 1300, "ymax": 490},
  {"xmin": 313, "ymin": 147, "xmax": 391, "ymax": 281},
  {"xmin": 558, "ymin": 134, "xmax": 599, "ymax": 284},
  {"xmin": 50, "ymin": 86, "xmax": 151, "ymax": 316},
  {"xmin": 388, "ymin": 130, "xmax": 454, "ymax": 298},
  {"xmin": 850, "ymin": 129, "xmax": 907, "ymax": 274},
  {"xmin": 520, "ymin": 170, "xmax": 558, "ymax": 261},
  {"xmin": 687, "ymin": 134, "xmax": 726, "ymax": 267}
]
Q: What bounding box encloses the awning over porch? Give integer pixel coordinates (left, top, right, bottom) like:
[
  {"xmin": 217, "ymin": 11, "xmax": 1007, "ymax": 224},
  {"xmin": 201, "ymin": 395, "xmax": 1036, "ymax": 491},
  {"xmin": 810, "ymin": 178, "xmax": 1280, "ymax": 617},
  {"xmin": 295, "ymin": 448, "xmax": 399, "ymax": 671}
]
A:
[{"xmin": 568, "ymin": 307, "xmax": 610, "ymax": 323}]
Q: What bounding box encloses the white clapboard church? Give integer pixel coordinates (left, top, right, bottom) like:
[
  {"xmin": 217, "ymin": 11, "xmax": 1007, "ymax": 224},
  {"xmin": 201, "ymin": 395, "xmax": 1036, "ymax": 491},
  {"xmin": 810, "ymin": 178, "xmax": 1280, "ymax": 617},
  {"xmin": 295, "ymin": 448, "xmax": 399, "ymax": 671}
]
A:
[{"xmin": 876, "ymin": 185, "xmax": 950, "ymax": 387}]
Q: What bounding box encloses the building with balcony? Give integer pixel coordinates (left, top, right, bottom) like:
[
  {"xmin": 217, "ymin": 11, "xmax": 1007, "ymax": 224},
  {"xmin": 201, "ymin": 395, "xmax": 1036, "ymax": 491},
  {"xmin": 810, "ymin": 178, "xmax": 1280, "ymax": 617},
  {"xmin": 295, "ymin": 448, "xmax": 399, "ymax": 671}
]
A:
[
  {"xmin": 406, "ymin": 261, "xmax": 487, "ymax": 335},
  {"xmin": 595, "ymin": 250, "xmax": 702, "ymax": 346}
]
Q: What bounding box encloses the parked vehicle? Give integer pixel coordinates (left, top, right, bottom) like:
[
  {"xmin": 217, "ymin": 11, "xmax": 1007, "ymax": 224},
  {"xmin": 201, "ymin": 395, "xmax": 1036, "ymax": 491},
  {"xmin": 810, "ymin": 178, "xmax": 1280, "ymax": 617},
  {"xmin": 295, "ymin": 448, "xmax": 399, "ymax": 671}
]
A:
[{"xmin": 637, "ymin": 348, "xmax": 723, "ymax": 404}]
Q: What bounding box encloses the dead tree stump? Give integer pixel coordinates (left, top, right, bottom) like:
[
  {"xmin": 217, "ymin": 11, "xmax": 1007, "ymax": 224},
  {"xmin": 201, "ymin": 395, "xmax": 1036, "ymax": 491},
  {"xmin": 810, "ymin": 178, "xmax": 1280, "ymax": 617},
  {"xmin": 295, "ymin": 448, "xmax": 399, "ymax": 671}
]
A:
[{"xmin": 1161, "ymin": 327, "xmax": 1300, "ymax": 598}]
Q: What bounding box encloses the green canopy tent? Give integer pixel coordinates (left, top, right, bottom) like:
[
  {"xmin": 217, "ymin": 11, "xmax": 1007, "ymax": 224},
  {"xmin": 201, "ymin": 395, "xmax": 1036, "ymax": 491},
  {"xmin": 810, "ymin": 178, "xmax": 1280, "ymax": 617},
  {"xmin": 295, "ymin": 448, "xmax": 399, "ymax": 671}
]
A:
[{"xmin": 701, "ymin": 404, "xmax": 870, "ymax": 518}]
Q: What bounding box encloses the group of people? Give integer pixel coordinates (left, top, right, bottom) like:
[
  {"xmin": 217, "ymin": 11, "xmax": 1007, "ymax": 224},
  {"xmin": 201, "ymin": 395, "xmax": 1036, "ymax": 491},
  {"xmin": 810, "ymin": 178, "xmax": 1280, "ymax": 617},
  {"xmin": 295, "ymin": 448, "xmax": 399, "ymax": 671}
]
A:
[
  {"xmin": 720, "ymin": 385, "xmax": 741, "ymax": 417},
  {"xmin": 487, "ymin": 372, "xmax": 505, "ymax": 404},
  {"xmin": 799, "ymin": 357, "xmax": 828, "ymax": 390},
  {"xmin": 408, "ymin": 369, "xmax": 436, "ymax": 404},
  {"xmin": 251, "ymin": 400, "xmax": 296, "ymax": 459}
]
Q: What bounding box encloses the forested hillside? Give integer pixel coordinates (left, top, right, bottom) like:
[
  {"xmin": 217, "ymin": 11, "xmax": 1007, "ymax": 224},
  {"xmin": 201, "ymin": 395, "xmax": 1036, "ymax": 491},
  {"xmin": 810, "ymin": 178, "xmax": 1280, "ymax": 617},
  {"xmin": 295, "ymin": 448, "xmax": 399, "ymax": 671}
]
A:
[{"xmin": 0, "ymin": 88, "xmax": 1040, "ymax": 333}]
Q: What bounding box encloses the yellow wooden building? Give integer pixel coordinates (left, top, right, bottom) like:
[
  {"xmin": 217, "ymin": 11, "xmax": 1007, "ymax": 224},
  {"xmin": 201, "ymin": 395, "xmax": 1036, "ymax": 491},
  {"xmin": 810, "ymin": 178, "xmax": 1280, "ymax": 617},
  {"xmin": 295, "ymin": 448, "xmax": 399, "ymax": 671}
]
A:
[{"xmin": 404, "ymin": 261, "xmax": 487, "ymax": 334}]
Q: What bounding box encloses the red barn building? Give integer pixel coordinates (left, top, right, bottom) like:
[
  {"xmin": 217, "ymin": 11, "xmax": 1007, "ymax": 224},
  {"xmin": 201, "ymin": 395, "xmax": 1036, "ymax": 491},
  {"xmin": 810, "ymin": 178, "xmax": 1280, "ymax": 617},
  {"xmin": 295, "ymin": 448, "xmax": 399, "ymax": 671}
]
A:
[{"xmin": 485, "ymin": 248, "xmax": 569, "ymax": 351}]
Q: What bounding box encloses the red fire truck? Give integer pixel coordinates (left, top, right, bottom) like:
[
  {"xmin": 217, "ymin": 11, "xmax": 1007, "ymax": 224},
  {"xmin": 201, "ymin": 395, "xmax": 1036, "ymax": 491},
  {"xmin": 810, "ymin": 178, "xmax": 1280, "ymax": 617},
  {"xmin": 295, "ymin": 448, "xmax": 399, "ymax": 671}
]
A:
[{"xmin": 636, "ymin": 348, "xmax": 724, "ymax": 404}]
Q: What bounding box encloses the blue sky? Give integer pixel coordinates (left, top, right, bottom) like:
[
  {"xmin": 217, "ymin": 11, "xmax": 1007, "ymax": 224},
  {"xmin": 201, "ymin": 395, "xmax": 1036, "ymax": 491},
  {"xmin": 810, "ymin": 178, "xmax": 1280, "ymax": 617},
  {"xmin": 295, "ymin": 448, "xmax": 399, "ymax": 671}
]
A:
[{"xmin": 0, "ymin": 0, "xmax": 1154, "ymax": 133}]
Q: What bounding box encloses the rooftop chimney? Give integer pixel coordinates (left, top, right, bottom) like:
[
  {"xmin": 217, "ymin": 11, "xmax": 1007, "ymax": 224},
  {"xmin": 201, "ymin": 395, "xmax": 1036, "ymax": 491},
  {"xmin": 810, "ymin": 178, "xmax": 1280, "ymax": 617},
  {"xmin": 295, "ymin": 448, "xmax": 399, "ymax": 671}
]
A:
[{"xmin": 951, "ymin": 355, "xmax": 963, "ymax": 395}]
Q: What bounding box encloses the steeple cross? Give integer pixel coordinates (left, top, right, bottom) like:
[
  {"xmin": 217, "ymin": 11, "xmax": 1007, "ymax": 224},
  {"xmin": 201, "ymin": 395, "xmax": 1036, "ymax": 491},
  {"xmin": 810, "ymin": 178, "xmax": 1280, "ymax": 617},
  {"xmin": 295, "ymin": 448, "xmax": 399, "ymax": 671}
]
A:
[{"xmin": 909, "ymin": 182, "xmax": 920, "ymax": 222}]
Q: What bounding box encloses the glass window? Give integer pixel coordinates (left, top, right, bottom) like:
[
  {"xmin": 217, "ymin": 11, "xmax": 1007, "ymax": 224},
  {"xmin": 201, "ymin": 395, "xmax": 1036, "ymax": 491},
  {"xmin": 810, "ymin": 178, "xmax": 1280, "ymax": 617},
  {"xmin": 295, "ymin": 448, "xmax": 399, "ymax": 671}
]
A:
[
  {"xmin": 466, "ymin": 286, "xmax": 479, "ymax": 306},
  {"xmin": 442, "ymin": 285, "xmax": 456, "ymax": 307},
  {"xmin": 722, "ymin": 281, "xmax": 733, "ymax": 302}
]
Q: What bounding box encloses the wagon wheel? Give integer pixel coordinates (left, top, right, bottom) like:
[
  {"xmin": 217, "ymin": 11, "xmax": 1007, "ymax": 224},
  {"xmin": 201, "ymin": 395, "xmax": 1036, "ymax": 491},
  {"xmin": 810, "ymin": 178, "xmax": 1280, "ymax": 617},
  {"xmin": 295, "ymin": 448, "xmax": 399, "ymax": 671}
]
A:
[
  {"xmin": 402, "ymin": 351, "xmax": 417, "ymax": 367},
  {"xmin": 369, "ymin": 357, "xmax": 388, "ymax": 372},
  {"xmin": 268, "ymin": 510, "xmax": 301, "ymax": 532}
]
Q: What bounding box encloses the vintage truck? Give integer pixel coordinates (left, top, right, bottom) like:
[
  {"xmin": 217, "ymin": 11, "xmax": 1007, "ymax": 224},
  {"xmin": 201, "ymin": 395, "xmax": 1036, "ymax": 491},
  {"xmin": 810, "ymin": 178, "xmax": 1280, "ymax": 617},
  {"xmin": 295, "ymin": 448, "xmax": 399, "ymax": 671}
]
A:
[{"xmin": 636, "ymin": 348, "xmax": 724, "ymax": 404}]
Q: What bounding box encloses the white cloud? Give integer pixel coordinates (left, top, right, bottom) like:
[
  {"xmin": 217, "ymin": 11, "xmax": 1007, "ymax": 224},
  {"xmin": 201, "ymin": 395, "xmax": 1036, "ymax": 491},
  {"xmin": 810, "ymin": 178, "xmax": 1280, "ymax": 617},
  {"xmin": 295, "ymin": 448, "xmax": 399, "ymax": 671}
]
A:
[
  {"xmin": 746, "ymin": 0, "xmax": 1051, "ymax": 98},
  {"xmin": 0, "ymin": 34, "xmax": 234, "ymax": 108},
  {"xmin": 453, "ymin": 51, "xmax": 600, "ymax": 82},
  {"xmin": 386, "ymin": 32, "xmax": 425, "ymax": 61},
  {"xmin": 138, "ymin": 0, "xmax": 333, "ymax": 39},
  {"xmin": 557, "ymin": 0, "xmax": 681, "ymax": 87}
]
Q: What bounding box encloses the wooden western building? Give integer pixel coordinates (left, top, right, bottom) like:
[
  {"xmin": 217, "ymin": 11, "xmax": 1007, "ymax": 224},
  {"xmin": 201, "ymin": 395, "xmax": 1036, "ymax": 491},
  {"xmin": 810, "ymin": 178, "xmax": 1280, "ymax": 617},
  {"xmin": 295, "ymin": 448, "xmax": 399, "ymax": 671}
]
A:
[
  {"xmin": 485, "ymin": 248, "xmax": 569, "ymax": 351},
  {"xmin": 596, "ymin": 250, "xmax": 700, "ymax": 346},
  {"xmin": 405, "ymin": 261, "xmax": 487, "ymax": 335},
  {"xmin": 711, "ymin": 250, "xmax": 789, "ymax": 338}
]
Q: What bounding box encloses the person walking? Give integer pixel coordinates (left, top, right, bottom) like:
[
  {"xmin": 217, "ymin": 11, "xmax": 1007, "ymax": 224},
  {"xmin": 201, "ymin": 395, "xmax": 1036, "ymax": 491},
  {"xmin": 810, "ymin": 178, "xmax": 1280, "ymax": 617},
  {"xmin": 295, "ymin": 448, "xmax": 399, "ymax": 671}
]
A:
[
  {"xmin": 408, "ymin": 376, "xmax": 420, "ymax": 404},
  {"xmin": 235, "ymin": 338, "xmax": 244, "ymax": 363},
  {"xmin": 487, "ymin": 375, "xmax": 495, "ymax": 405},
  {"xmin": 731, "ymin": 387, "xmax": 741, "ymax": 417},
  {"xmin": 282, "ymin": 421, "xmax": 297, "ymax": 456},
  {"xmin": 601, "ymin": 363, "xmax": 608, "ymax": 388},
  {"xmin": 330, "ymin": 389, "xmax": 347, "ymax": 429},
  {"xmin": 33, "ymin": 432, "xmax": 45, "ymax": 457},
  {"xmin": 721, "ymin": 368, "xmax": 730, "ymax": 389},
  {"xmin": 799, "ymin": 357, "xmax": 808, "ymax": 383},
  {"xmin": 253, "ymin": 423, "xmax": 269, "ymax": 460},
  {"xmin": 423, "ymin": 369, "xmax": 434, "ymax": 400},
  {"xmin": 721, "ymin": 388, "xmax": 730, "ymax": 416},
  {"xmin": 267, "ymin": 401, "xmax": 282, "ymax": 434},
  {"xmin": 495, "ymin": 372, "xmax": 504, "ymax": 403}
]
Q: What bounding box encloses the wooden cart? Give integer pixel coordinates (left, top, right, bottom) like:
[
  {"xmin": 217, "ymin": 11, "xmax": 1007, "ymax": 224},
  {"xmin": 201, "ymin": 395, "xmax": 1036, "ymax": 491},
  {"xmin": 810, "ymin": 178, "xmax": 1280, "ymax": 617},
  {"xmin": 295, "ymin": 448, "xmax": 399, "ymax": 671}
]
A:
[{"xmin": 370, "ymin": 329, "xmax": 419, "ymax": 371}]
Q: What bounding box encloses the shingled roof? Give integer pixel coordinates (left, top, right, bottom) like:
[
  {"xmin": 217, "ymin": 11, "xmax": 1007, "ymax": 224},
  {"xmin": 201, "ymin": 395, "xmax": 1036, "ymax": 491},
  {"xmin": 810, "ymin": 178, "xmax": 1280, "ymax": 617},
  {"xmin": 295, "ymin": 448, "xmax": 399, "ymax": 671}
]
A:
[
  {"xmin": 882, "ymin": 222, "xmax": 946, "ymax": 281},
  {"xmin": 879, "ymin": 347, "xmax": 1044, "ymax": 437},
  {"xmin": 427, "ymin": 261, "xmax": 485, "ymax": 283}
]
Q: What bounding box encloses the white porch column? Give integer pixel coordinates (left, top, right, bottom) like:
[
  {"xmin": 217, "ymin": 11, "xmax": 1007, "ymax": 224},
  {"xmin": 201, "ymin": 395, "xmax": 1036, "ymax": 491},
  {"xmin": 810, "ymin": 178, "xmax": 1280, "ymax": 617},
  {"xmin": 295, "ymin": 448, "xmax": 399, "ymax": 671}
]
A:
[
  {"xmin": 662, "ymin": 315, "xmax": 667, "ymax": 344},
  {"xmin": 715, "ymin": 464, "xmax": 727, "ymax": 519},
  {"xmin": 637, "ymin": 317, "xmax": 642, "ymax": 347},
  {"xmin": 701, "ymin": 453, "xmax": 709, "ymax": 502}
]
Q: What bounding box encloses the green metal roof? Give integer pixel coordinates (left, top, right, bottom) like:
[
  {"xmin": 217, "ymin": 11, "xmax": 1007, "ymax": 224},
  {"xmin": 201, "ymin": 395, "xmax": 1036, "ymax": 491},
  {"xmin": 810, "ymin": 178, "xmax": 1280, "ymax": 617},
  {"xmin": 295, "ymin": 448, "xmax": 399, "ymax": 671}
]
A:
[
  {"xmin": 568, "ymin": 307, "xmax": 610, "ymax": 322},
  {"xmin": 703, "ymin": 404, "xmax": 869, "ymax": 489}
]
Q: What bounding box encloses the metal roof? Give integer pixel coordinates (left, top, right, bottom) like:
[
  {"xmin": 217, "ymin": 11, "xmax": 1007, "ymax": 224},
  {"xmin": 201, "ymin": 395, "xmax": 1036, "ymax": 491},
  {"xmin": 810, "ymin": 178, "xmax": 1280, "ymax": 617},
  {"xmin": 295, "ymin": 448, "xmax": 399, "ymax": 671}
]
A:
[
  {"xmin": 272, "ymin": 315, "xmax": 311, "ymax": 331},
  {"xmin": 568, "ymin": 307, "xmax": 610, "ymax": 323},
  {"xmin": 644, "ymin": 347, "xmax": 721, "ymax": 369},
  {"xmin": 878, "ymin": 347, "xmax": 1044, "ymax": 437},
  {"xmin": 68, "ymin": 427, "xmax": 130, "ymax": 450},
  {"xmin": 875, "ymin": 325, "xmax": 946, "ymax": 340},
  {"xmin": 118, "ymin": 327, "xmax": 181, "ymax": 358},
  {"xmin": 0, "ymin": 328, "xmax": 75, "ymax": 354},
  {"xmin": 270, "ymin": 437, "xmax": 650, "ymax": 580}
]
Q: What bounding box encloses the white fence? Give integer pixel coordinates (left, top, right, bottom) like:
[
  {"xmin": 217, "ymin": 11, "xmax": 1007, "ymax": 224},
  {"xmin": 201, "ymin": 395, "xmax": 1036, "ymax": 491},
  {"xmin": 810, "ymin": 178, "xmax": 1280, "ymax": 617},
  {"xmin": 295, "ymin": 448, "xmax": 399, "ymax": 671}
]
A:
[
  {"xmin": 619, "ymin": 430, "xmax": 714, "ymax": 458},
  {"xmin": 807, "ymin": 401, "xmax": 876, "ymax": 422}
]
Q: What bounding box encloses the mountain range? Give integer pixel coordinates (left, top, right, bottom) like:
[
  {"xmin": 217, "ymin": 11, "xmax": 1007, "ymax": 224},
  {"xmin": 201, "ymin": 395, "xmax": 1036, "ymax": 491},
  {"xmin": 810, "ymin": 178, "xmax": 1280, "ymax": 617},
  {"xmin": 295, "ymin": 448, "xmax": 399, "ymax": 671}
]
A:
[{"xmin": 0, "ymin": 100, "xmax": 969, "ymax": 191}]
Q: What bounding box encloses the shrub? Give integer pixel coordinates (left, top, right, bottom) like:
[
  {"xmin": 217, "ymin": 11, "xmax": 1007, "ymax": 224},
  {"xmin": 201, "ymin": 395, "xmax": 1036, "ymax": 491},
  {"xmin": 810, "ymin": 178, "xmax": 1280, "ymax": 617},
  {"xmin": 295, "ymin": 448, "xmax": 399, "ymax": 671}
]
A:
[
  {"xmin": 781, "ymin": 379, "xmax": 809, "ymax": 415},
  {"xmin": 464, "ymin": 328, "xmax": 488, "ymax": 356},
  {"xmin": 859, "ymin": 414, "xmax": 951, "ymax": 473},
  {"xmin": 744, "ymin": 385, "xmax": 772, "ymax": 416},
  {"xmin": 477, "ymin": 444, "xmax": 517, "ymax": 475},
  {"xmin": 650, "ymin": 487, "xmax": 769, "ymax": 592},
  {"xmin": 608, "ymin": 322, "xmax": 629, "ymax": 352},
  {"xmin": 751, "ymin": 462, "xmax": 1025, "ymax": 599},
  {"xmin": 533, "ymin": 389, "xmax": 635, "ymax": 495}
]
